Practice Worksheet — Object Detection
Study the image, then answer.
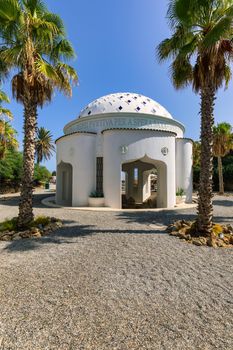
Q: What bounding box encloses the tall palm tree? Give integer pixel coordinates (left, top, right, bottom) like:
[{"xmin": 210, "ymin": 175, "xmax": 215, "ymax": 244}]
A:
[
  {"xmin": 0, "ymin": 0, "xmax": 78, "ymax": 227},
  {"xmin": 0, "ymin": 120, "xmax": 18, "ymax": 159},
  {"xmin": 213, "ymin": 122, "xmax": 233, "ymax": 195},
  {"xmin": 35, "ymin": 127, "xmax": 55, "ymax": 164},
  {"xmin": 157, "ymin": 0, "xmax": 233, "ymax": 239}
]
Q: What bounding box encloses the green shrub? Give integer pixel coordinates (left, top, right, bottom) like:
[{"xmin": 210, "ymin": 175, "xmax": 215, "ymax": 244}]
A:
[
  {"xmin": 32, "ymin": 216, "xmax": 51, "ymax": 227},
  {"xmin": 34, "ymin": 164, "xmax": 51, "ymax": 184},
  {"xmin": 0, "ymin": 217, "xmax": 18, "ymax": 232}
]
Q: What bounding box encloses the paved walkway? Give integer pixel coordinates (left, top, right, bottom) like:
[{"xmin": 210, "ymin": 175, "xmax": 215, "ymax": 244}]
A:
[{"xmin": 0, "ymin": 193, "xmax": 232, "ymax": 350}]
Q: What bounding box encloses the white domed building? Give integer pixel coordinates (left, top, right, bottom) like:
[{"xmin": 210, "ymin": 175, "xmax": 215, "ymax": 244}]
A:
[{"xmin": 56, "ymin": 92, "xmax": 193, "ymax": 209}]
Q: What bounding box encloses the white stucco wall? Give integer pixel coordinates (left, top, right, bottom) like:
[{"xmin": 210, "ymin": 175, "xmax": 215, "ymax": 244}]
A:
[
  {"xmin": 103, "ymin": 129, "xmax": 176, "ymax": 209},
  {"xmin": 176, "ymin": 138, "xmax": 193, "ymax": 203},
  {"xmin": 56, "ymin": 133, "xmax": 97, "ymax": 206}
]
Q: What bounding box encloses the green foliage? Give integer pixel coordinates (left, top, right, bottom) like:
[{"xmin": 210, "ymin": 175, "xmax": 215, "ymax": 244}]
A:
[
  {"xmin": 176, "ymin": 187, "xmax": 185, "ymax": 196},
  {"xmin": 35, "ymin": 127, "xmax": 55, "ymax": 164},
  {"xmin": 0, "ymin": 120, "xmax": 18, "ymax": 159},
  {"xmin": 213, "ymin": 122, "xmax": 233, "ymax": 157},
  {"xmin": 32, "ymin": 216, "xmax": 50, "ymax": 227},
  {"xmin": 34, "ymin": 164, "xmax": 51, "ymax": 184},
  {"xmin": 0, "ymin": 148, "xmax": 51, "ymax": 185},
  {"xmin": 0, "ymin": 217, "xmax": 18, "ymax": 232},
  {"xmin": 90, "ymin": 191, "xmax": 104, "ymax": 198},
  {"xmin": 0, "ymin": 216, "xmax": 58, "ymax": 232},
  {"xmin": 0, "ymin": 148, "xmax": 22, "ymax": 181},
  {"xmin": 157, "ymin": 0, "xmax": 233, "ymax": 92},
  {"xmin": 194, "ymin": 151, "xmax": 233, "ymax": 190}
]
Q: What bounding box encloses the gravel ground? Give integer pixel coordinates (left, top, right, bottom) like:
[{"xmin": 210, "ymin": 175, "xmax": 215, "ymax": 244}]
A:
[{"xmin": 0, "ymin": 193, "xmax": 232, "ymax": 350}]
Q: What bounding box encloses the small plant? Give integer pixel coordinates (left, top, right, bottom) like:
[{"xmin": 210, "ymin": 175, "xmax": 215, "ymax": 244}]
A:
[
  {"xmin": 89, "ymin": 191, "xmax": 104, "ymax": 198},
  {"xmin": 0, "ymin": 217, "xmax": 18, "ymax": 232},
  {"xmin": 0, "ymin": 216, "xmax": 62, "ymax": 241},
  {"xmin": 176, "ymin": 188, "xmax": 185, "ymax": 197},
  {"xmin": 32, "ymin": 216, "xmax": 51, "ymax": 227}
]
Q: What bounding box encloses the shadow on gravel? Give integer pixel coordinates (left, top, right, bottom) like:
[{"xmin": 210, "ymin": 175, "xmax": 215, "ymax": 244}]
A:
[
  {"xmin": 3, "ymin": 223, "xmax": 167, "ymax": 253},
  {"xmin": 117, "ymin": 210, "xmax": 233, "ymax": 226},
  {"xmin": 213, "ymin": 199, "xmax": 233, "ymax": 207},
  {"xmin": 0, "ymin": 193, "xmax": 54, "ymax": 208},
  {"xmin": 3, "ymin": 223, "xmax": 95, "ymax": 253}
]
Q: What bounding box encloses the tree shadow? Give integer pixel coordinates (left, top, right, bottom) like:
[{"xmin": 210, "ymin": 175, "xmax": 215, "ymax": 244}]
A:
[
  {"xmin": 0, "ymin": 192, "xmax": 54, "ymax": 208},
  {"xmin": 116, "ymin": 209, "xmax": 233, "ymax": 227},
  {"xmin": 2, "ymin": 222, "xmax": 95, "ymax": 253},
  {"xmin": 213, "ymin": 199, "xmax": 233, "ymax": 207},
  {"xmin": 2, "ymin": 221, "xmax": 168, "ymax": 253}
]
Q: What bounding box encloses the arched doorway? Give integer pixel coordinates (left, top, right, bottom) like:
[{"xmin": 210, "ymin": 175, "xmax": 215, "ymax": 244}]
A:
[
  {"xmin": 121, "ymin": 155, "xmax": 167, "ymax": 209},
  {"xmin": 56, "ymin": 162, "xmax": 73, "ymax": 206}
]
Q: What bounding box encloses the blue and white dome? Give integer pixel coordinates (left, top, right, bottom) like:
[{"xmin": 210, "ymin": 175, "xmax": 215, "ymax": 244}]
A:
[{"xmin": 79, "ymin": 92, "xmax": 173, "ymax": 119}]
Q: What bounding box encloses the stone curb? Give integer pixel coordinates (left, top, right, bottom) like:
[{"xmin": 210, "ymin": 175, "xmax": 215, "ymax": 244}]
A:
[{"xmin": 42, "ymin": 196, "xmax": 197, "ymax": 213}]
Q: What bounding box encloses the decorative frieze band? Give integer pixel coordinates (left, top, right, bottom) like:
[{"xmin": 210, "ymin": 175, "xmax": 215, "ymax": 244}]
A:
[{"xmin": 65, "ymin": 116, "xmax": 183, "ymax": 136}]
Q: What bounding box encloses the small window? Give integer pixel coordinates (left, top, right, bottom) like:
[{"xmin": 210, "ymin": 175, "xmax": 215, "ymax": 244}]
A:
[
  {"xmin": 136, "ymin": 107, "xmax": 141, "ymax": 111},
  {"xmin": 119, "ymin": 106, "xmax": 123, "ymax": 110},
  {"xmin": 88, "ymin": 111, "xmax": 92, "ymax": 115},
  {"xmin": 133, "ymin": 168, "xmax": 139, "ymax": 187}
]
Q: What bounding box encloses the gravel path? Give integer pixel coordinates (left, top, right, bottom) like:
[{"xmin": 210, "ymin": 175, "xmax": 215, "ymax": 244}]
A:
[{"xmin": 0, "ymin": 193, "xmax": 232, "ymax": 350}]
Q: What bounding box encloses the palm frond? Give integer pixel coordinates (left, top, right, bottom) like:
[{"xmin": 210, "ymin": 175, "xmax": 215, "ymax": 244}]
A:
[
  {"xmin": 56, "ymin": 62, "xmax": 78, "ymax": 84},
  {"xmin": 35, "ymin": 57, "xmax": 59, "ymax": 81},
  {"xmin": 170, "ymin": 55, "xmax": 193, "ymax": 89},
  {"xmin": 0, "ymin": 0, "xmax": 21, "ymax": 23},
  {"xmin": 22, "ymin": 0, "xmax": 47, "ymax": 17},
  {"xmin": 42, "ymin": 12, "xmax": 65, "ymax": 36},
  {"xmin": 49, "ymin": 39, "xmax": 76, "ymax": 62},
  {"xmin": 35, "ymin": 126, "xmax": 55, "ymax": 163},
  {"xmin": 0, "ymin": 45, "xmax": 24, "ymax": 67},
  {"xmin": 202, "ymin": 16, "xmax": 233, "ymax": 48},
  {"xmin": 0, "ymin": 107, "xmax": 13, "ymax": 119},
  {"xmin": 0, "ymin": 90, "xmax": 10, "ymax": 103}
]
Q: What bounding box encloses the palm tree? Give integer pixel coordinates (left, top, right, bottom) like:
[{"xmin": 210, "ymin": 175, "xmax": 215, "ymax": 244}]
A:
[
  {"xmin": 213, "ymin": 122, "xmax": 233, "ymax": 195},
  {"xmin": 35, "ymin": 127, "xmax": 55, "ymax": 164},
  {"xmin": 0, "ymin": 0, "xmax": 78, "ymax": 227},
  {"xmin": 157, "ymin": 0, "xmax": 233, "ymax": 239},
  {"xmin": 0, "ymin": 120, "xmax": 18, "ymax": 159}
]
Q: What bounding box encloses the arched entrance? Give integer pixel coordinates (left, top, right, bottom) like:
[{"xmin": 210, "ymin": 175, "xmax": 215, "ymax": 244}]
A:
[
  {"xmin": 121, "ymin": 155, "xmax": 167, "ymax": 209},
  {"xmin": 56, "ymin": 162, "xmax": 73, "ymax": 206}
]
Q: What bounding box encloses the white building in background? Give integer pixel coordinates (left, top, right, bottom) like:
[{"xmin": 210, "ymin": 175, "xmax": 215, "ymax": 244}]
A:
[{"xmin": 56, "ymin": 92, "xmax": 193, "ymax": 209}]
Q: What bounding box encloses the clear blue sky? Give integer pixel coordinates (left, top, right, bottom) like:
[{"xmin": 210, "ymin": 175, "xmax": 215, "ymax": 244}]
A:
[{"xmin": 3, "ymin": 0, "xmax": 233, "ymax": 171}]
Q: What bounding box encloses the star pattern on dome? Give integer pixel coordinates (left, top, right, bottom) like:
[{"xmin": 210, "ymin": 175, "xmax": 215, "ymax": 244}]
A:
[{"xmin": 79, "ymin": 93, "xmax": 173, "ymax": 119}]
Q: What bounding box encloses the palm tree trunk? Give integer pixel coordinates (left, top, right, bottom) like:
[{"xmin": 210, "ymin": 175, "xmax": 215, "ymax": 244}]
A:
[
  {"xmin": 18, "ymin": 94, "xmax": 37, "ymax": 228},
  {"xmin": 197, "ymin": 83, "xmax": 215, "ymax": 238},
  {"xmin": 217, "ymin": 156, "xmax": 224, "ymax": 195}
]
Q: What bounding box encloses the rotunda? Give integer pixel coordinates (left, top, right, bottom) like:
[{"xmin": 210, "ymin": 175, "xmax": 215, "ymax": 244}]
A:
[{"xmin": 56, "ymin": 92, "xmax": 193, "ymax": 209}]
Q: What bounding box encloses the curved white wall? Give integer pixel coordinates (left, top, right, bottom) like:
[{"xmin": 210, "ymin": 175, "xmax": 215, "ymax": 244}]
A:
[
  {"xmin": 103, "ymin": 130, "xmax": 176, "ymax": 209},
  {"xmin": 56, "ymin": 126, "xmax": 193, "ymax": 209},
  {"xmin": 56, "ymin": 133, "xmax": 97, "ymax": 206},
  {"xmin": 176, "ymin": 139, "xmax": 193, "ymax": 203}
]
